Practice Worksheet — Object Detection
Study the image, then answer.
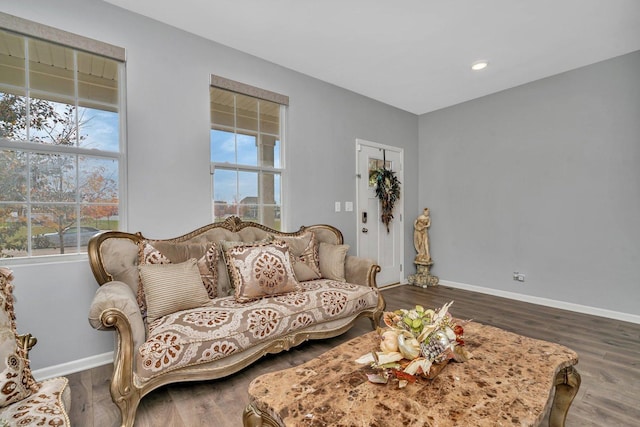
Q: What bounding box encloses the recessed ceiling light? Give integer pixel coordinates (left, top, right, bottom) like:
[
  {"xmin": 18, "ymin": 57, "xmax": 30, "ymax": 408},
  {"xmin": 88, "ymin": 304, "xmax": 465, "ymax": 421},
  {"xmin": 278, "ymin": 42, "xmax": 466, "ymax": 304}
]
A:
[{"xmin": 471, "ymin": 60, "xmax": 489, "ymax": 71}]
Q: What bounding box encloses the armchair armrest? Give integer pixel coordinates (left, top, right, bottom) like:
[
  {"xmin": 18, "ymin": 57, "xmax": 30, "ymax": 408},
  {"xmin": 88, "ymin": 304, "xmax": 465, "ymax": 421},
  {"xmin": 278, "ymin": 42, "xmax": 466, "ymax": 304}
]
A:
[
  {"xmin": 16, "ymin": 333, "xmax": 37, "ymax": 358},
  {"xmin": 344, "ymin": 255, "xmax": 380, "ymax": 288},
  {"xmin": 88, "ymin": 281, "xmax": 146, "ymax": 351}
]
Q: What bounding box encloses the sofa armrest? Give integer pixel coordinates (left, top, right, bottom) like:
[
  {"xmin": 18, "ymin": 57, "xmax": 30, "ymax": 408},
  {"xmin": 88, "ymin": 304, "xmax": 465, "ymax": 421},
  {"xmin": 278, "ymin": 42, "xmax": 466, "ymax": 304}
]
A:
[
  {"xmin": 88, "ymin": 281, "xmax": 146, "ymax": 351},
  {"xmin": 88, "ymin": 281, "xmax": 142, "ymax": 426},
  {"xmin": 344, "ymin": 255, "xmax": 380, "ymax": 288}
]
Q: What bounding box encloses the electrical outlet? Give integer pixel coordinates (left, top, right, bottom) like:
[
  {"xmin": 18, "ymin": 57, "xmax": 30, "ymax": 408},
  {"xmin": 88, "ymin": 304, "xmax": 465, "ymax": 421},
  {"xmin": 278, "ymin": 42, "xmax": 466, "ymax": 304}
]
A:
[
  {"xmin": 345, "ymin": 201, "xmax": 353, "ymax": 212},
  {"xmin": 334, "ymin": 201, "xmax": 341, "ymax": 212},
  {"xmin": 513, "ymin": 272, "xmax": 526, "ymax": 282}
]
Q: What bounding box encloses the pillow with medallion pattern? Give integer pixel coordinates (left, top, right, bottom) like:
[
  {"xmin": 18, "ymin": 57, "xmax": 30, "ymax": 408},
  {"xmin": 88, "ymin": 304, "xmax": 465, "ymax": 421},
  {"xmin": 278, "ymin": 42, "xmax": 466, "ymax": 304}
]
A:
[{"xmin": 223, "ymin": 240, "xmax": 299, "ymax": 303}]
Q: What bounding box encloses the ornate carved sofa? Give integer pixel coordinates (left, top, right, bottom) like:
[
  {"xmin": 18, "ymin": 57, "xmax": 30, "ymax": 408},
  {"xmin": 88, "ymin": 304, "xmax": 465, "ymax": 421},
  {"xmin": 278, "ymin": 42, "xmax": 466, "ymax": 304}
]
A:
[{"xmin": 87, "ymin": 217, "xmax": 385, "ymax": 427}]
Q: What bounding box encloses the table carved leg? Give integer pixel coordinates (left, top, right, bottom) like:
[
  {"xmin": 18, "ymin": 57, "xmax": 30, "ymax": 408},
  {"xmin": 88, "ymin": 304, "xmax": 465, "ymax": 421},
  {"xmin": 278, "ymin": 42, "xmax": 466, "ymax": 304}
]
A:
[
  {"xmin": 243, "ymin": 404, "xmax": 280, "ymax": 427},
  {"xmin": 549, "ymin": 366, "xmax": 581, "ymax": 427}
]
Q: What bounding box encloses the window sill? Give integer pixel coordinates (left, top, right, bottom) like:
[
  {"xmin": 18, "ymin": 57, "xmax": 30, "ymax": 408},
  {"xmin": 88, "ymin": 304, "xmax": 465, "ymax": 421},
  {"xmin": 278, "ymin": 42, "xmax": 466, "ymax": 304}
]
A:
[{"xmin": 0, "ymin": 253, "xmax": 88, "ymax": 267}]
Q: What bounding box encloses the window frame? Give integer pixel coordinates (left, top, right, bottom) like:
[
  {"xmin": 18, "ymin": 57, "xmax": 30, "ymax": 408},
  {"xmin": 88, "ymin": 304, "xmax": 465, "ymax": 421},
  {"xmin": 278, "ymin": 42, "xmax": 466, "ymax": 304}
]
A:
[
  {"xmin": 210, "ymin": 76, "xmax": 288, "ymax": 229},
  {"xmin": 0, "ymin": 12, "xmax": 127, "ymax": 263}
]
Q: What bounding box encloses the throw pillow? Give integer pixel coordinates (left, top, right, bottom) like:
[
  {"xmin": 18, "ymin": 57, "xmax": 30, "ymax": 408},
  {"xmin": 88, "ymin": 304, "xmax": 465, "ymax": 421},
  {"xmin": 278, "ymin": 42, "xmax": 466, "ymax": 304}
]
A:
[
  {"xmin": 275, "ymin": 232, "xmax": 321, "ymax": 281},
  {"xmin": 137, "ymin": 242, "xmax": 171, "ymax": 318},
  {"xmin": 0, "ymin": 268, "xmax": 39, "ymax": 408},
  {"xmin": 138, "ymin": 259, "xmax": 211, "ymax": 324},
  {"xmin": 223, "ymin": 240, "xmax": 299, "ymax": 303},
  {"xmin": 195, "ymin": 243, "xmax": 219, "ymax": 299},
  {"xmin": 218, "ymin": 235, "xmax": 274, "ymax": 291},
  {"xmin": 145, "ymin": 241, "xmax": 219, "ymax": 299},
  {"xmin": 318, "ymin": 242, "xmax": 350, "ymax": 281},
  {"xmin": 137, "ymin": 242, "xmax": 218, "ymax": 319}
]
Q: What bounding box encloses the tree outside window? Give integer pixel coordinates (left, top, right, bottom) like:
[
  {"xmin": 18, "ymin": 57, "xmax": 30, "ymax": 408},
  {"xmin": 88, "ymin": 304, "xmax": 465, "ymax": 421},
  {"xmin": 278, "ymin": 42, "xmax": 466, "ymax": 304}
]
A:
[{"xmin": 0, "ymin": 29, "xmax": 123, "ymax": 258}]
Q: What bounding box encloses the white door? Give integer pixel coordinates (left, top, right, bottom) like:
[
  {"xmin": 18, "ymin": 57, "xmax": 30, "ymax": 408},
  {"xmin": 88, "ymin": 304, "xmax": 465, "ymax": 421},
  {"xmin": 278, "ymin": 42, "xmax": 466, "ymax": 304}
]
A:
[{"xmin": 356, "ymin": 139, "xmax": 403, "ymax": 286}]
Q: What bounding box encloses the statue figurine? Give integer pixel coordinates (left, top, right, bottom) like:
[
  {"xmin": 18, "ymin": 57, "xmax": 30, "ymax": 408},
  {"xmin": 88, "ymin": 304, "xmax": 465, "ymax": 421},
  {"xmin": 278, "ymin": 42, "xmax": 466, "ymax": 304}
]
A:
[
  {"xmin": 413, "ymin": 208, "xmax": 431, "ymax": 264},
  {"xmin": 409, "ymin": 208, "xmax": 439, "ymax": 287}
]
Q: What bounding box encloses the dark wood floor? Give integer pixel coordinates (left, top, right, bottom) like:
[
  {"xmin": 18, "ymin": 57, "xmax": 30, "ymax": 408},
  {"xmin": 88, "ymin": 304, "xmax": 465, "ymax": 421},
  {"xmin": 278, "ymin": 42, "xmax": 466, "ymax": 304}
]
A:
[{"xmin": 67, "ymin": 284, "xmax": 640, "ymax": 426}]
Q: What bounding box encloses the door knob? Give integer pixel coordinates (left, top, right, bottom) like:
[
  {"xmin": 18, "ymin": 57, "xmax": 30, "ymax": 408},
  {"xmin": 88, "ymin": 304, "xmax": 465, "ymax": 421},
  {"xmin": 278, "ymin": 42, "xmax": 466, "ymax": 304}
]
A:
[{"xmin": 362, "ymin": 227, "xmax": 368, "ymax": 233}]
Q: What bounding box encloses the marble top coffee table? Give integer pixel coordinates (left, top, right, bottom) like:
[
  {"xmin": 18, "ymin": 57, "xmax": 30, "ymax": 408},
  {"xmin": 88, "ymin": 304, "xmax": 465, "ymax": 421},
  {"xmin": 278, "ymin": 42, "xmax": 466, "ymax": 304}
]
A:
[{"xmin": 243, "ymin": 322, "xmax": 580, "ymax": 427}]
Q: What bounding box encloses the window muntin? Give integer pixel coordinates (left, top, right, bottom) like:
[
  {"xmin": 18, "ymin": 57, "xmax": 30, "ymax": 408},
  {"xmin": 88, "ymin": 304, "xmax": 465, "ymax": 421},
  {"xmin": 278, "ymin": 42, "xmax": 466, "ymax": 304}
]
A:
[
  {"xmin": 210, "ymin": 87, "xmax": 284, "ymax": 229},
  {"xmin": 0, "ymin": 28, "xmax": 124, "ymax": 258}
]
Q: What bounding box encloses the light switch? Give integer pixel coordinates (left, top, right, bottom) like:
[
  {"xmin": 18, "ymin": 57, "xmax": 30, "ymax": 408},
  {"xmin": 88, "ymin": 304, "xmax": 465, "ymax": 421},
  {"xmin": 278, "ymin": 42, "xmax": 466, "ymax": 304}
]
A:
[
  {"xmin": 345, "ymin": 201, "xmax": 353, "ymax": 212},
  {"xmin": 334, "ymin": 201, "xmax": 341, "ymax": 212}
]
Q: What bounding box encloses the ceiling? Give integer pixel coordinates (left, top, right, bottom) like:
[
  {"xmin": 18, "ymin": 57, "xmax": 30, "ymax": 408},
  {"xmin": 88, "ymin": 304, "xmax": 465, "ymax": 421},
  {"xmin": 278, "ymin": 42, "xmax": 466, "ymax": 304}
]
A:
[{"xmin": 103, "ymin": 0, "xmax": 640, "ymax": 115}]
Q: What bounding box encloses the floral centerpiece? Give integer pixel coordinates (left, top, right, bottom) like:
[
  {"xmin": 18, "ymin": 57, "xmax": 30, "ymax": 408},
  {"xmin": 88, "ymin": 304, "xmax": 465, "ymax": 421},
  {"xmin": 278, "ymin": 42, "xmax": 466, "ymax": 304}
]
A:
[{"xmin": 356, "ymin": 301, "xmax": 472, "ymax": 388}]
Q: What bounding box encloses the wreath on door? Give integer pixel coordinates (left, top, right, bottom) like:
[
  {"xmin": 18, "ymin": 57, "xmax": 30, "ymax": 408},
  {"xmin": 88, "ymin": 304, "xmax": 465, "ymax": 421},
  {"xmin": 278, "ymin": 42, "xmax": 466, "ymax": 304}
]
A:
[{"xmin": 370, "ymin": 167, "xmax": 401, "ymax": 233}]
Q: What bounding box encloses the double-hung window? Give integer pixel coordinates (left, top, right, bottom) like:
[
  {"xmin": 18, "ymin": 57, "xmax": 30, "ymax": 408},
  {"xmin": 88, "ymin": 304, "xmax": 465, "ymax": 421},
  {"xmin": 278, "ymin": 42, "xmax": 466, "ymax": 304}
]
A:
[
  {"xmin": 0, "ymin": 14, "xmax": 126, "ymax": 258},
  {"xmin": 210, "ymin": 76, "xmax": 287, "ymax": 229}
]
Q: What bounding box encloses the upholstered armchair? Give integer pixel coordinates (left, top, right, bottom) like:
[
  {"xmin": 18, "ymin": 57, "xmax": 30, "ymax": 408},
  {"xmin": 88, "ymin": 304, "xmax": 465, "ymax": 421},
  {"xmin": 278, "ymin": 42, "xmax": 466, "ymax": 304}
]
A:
[{"xmin": 0, "ymin": 267, "xmax": 71, "ymax": 426}]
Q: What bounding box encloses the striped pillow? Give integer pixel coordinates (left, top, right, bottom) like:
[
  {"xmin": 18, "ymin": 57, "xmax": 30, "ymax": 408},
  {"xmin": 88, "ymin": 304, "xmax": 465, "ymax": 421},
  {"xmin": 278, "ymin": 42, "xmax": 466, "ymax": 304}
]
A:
[
  {"xmin": 138, "ymin": 258, "xmax": 210, "ymax": 324},
  {"xmin": 136, "ymin": 242, "xmax": 219, "ymax": 322}
]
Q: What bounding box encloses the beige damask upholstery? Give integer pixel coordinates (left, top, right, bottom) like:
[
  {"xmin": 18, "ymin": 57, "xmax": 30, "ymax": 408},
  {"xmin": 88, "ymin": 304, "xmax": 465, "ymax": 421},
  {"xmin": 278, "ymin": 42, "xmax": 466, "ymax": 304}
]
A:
[
  {"xmin": 88, "ymin": 217, "xmax": 385, "ymax": 427},
  {"xmin": 0, "ymin": 268, "xmax": 71, "ymax": 427},
  {"xmin": 139, "ymin": 280, "xmax": 379, "ymax": 380}
]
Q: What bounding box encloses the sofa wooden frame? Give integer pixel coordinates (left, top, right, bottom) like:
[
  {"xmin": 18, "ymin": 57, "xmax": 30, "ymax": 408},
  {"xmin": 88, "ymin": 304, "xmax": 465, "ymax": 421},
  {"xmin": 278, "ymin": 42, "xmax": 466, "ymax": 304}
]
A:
[{"xmin": 88, "ymin": 216, "xmax": 385, "ymax": 427}]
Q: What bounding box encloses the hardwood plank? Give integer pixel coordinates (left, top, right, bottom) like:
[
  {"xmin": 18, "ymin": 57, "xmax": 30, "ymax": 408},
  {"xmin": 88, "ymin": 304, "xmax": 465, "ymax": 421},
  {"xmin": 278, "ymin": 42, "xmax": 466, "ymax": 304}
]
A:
[
  {"xmin": 135, "ymin": 385, "xmax": 185, "ymax": 426},
  {"xmin": 66, "ymin": 367, "xmax": 92, "ymax": 425},
  {"xmin": 65, "ymin": 284, "xmax": 640, "ymax": 426},
  {"xmin": 91, "ymin": 364, "xmax": 120, "ymax": 427}
]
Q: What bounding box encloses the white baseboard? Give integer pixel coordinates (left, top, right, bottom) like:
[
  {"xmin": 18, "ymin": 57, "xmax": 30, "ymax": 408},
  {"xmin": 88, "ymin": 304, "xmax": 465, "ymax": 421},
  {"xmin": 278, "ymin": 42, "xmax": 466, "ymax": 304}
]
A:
[
  {"xmin": 33, "ymin": 351, "xmax": 113, "ymax": 381},
  {"xmin": 439, "ymin": 280, "xmax": 640, "ymax": 325}
]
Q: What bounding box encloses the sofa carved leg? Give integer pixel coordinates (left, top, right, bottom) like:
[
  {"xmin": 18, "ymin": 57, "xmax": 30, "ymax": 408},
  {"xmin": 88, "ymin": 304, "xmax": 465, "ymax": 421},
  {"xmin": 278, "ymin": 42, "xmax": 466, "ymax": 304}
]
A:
[
  {"xmin": 369, "ymin": 292, "xmax": 386, "ymax": 329},
  {"xmin": 114, "ymin": 394, "xmax": 140, "ymax": 427}
]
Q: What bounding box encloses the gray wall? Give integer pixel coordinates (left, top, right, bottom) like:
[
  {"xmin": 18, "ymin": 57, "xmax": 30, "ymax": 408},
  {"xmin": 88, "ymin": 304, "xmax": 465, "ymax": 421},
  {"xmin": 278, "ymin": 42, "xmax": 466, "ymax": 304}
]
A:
[
  {"xmin": 0, "ymin": 0, "xmax": 419, "ymax": 372},
  {"xmin": 419, "ymin": 51, "xmax": 640, "ymax": 317}
]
